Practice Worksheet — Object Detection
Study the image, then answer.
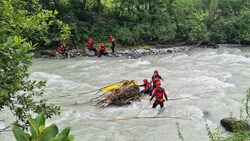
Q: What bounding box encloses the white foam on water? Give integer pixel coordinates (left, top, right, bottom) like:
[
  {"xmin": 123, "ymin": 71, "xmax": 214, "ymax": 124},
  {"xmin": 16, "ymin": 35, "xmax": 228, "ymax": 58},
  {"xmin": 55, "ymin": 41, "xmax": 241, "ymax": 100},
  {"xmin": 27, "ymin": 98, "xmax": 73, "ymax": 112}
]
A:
[
  {"xmin": 0, "ymin": 121, "xmax": 6, "ymax": 129},
  {"xmin": 47, "ymin": 109, "xmax": 83, "ymax": 125},
  {"xmin": 30, "ymin": 71, "xmax": 91, "ymax": 98},
  {"xmin": 171, "ymin": 52, "xmax": 189, "ymax": 61},
  {"xmin": 66, "ymin": 60, "xmax": 97, "ymax": 69},
  {"xmin": 31, "ymin": 71, "xmax": 62, "ymax": 80},
  {"xmin": 122, "ymin": 59, "xmax": 151, "ymax": 68},
  {"xmin": 80, "ymin": 65, "xmax": 100, "ymax": 70},
  {"xmin": 217, "ymin": 53, "xmax": 250, "ymax": 64}
]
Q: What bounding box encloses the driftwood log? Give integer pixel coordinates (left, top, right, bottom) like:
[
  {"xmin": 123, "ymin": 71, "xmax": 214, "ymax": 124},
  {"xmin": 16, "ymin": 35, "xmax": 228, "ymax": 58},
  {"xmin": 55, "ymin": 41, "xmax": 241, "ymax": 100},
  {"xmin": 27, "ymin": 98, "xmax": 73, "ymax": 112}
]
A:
[
  {"xmin": 97, "ymin": 82, "xmax": 141, "ymax": 107},
  {"xmin": 221, "ymin": 117, "xmax": 250, "ymax": 132}
]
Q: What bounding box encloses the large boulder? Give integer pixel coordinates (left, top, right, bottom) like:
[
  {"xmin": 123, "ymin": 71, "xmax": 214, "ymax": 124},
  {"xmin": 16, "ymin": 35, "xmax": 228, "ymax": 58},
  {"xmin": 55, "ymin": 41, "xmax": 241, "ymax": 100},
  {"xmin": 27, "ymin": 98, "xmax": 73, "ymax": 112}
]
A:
[
  {"xmin": 55, "ymin": 52, "xmax": 67, "ymax": 59},
  {"xmin": 84, "ymin": 48, "xmax": 96, "ymax": 57},
  {"xmin": 221, "ymin": 117, "xmax": 250, "ymax": 132},
  {"xmin": 55, "ymin": 49, "xmax": 82, "ymax": 59},
  {"xmin": 130, "ymin": 50, "xmax": 142, "ymax": 59},
  {"xmin": 40, "ymin": 50, "xmax": 55, "ymax": 58},
  {"xmin": 67, "ymin": 49, "xmax": 82, "ymax": 58}
]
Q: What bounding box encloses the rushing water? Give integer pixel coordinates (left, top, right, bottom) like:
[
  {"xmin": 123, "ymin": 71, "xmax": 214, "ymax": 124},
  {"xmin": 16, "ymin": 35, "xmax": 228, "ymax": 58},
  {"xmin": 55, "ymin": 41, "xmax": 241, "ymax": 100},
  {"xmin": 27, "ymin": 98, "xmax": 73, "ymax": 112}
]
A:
[{"xmin": 1, "ymin": 46, "xmax": 250, "ymax": 141}]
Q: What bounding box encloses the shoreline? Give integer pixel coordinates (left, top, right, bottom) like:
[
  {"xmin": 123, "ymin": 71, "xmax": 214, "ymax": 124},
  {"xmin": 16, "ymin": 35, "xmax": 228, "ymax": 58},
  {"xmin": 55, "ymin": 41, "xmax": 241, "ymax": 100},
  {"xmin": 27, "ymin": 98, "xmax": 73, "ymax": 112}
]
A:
[{"xmin": 35, "ymin": 43, "xmax": 246, "ymax": 59}]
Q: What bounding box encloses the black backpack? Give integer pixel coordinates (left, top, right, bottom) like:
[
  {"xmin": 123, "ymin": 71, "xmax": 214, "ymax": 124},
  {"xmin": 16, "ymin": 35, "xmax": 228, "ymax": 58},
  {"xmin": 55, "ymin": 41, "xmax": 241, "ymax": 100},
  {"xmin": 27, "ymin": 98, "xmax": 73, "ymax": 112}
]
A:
[{"xmin": 156, "ymin": 87, "xmax": 164, "ymax": 93}]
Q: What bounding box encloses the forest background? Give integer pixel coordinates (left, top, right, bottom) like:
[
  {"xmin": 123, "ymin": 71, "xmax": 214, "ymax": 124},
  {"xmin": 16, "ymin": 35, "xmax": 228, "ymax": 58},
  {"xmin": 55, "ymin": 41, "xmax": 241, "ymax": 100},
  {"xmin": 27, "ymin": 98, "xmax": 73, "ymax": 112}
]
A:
[
  {"xmin": 4, "ymin": 0, "xmax": 250, "ymax": 49},
  {"xmin": 46, "ymin": 0, "xmax": 250, "ymax": 47}
]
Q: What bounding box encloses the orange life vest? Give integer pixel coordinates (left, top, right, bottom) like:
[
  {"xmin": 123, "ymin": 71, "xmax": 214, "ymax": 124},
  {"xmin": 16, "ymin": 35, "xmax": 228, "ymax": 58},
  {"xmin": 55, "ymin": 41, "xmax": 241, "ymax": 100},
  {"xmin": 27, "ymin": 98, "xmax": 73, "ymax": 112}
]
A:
[
  {"xmin": 153, "ymin": 87, "xmax": 166, "ymax": 100},
  {"xmin": 100, "ymin": 45, "xmax": 106, "ymax": 51}
]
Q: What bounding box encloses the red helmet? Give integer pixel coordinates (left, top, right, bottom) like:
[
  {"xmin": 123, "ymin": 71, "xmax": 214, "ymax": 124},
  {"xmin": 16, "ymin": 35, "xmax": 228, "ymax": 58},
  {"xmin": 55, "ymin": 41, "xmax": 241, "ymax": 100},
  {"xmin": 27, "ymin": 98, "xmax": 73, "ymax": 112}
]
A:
[
  {"xmin": 109, "ymin": 35, "xmax": 113, "ymax": 39},
  {"xmin": 155, "ymin": 81, "xmax": 161, "ymax": 87},
  {"xmin": 154, "ymin": 70, "xmax": 158, "ymax": 74},
  {"xmin": 143, "ymin": 79, "xmax": 148, "ymax": 83}
]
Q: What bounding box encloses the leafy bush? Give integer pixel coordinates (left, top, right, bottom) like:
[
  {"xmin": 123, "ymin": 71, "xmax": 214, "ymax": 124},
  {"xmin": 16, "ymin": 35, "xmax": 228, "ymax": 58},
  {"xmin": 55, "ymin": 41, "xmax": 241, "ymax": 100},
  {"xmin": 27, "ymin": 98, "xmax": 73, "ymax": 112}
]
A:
[
  {"xmin": 0, "ymin": 0, "xmax": 71, "ymax": 47},
  {"xmin": 132, "ymin": 23, "xmax": 152, "ymax": 43},
  {"xmin": 187, "ymin": 11, "xmax": 209, "ymax": 43},
  {"xmin": 117, "ymin": 27, "xmax": 135, "ymax": 45},
  {"xmin": 152, "ymin": 24, "xmax": 177, "ymax": 42},
  {"xmin": 34, "ymin": 0, "xmax": 250, "ymax": 45},
  {"xmin": 12, "ymin": 114, "xmax": 74, "ymax": 141},
  {"xmin": 0, "ymin": 36, "xmax": 60, "ymax": 128}
]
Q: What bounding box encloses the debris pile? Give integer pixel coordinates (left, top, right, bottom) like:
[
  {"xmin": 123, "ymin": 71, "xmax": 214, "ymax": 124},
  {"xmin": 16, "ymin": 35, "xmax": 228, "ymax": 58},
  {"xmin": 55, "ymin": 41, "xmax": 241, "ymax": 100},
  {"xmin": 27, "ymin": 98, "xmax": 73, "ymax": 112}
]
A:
[{"xmin": 97, "ymin": 80, "xmax": 141, "ymax": 107}]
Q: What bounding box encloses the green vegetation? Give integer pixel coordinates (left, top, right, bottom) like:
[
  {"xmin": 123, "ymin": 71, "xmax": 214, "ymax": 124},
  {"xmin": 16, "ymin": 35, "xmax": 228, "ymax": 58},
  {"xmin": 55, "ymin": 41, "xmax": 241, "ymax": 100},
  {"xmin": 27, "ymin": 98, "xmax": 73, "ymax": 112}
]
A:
[
  {"xmin": 0, "ymin": 0, "xmax": 70, "ymax": 128},
  {"xmin": 0, "ymin": 36, "xmax": 60, "ymax": 128},
  {"xmin": 2, "ymin": 0, "xmax": 249, "ymax": 47},
  {"xmin": 36, "ymin": 0, "xmax": 249, "ymax": 46},
  {"xmin": 12, "ymin": 114, "xmax": 74, "ymax": 141}
]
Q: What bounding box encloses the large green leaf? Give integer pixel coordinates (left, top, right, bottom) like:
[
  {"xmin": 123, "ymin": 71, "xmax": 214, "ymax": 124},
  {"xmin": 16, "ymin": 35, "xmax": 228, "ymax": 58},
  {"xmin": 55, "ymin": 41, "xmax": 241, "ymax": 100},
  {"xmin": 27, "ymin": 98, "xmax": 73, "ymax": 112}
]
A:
[
  {"xmin": 38, "ymin": 124, "xmax": 58, "ymax": 141},
  {"xmin": 49, "ymin": 136, "xmax": 65, "ymax": 141},
  {"xmin": 50, "ymin": 127, "xmax": 71, "ymax": 141},
  {"xmin": 28, "ymin": 114, "xmax": 46, "ymax": 140},
  {"xmin": 12, "ymin": 125, "xmax": 30, "ymax": 141},
  {"xmin": 38, "ymin": 125, "xmax": 45, "ymax": 134},
  {"xmin": 28, "ymin": 118, "xmax": 39, "ymax": 139},
  {"xmin": 57, "ymin": 127, "xmax": 70, "ymax": 137},
  {"xmin": 34, "ymin": 114, "xmax": 45, "ymax": 128},
  {"xmin": 68, "ymin": 135, "xmax": 75, "ymax": 141}
]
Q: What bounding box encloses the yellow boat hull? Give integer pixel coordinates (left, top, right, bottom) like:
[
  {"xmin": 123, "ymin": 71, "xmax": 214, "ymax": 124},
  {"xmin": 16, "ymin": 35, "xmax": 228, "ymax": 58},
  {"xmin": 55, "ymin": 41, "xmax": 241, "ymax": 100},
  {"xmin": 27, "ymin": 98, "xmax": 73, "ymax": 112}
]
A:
[{"xmin": 101, "ymin": 80, "xmax": 137, "ymax": 92}]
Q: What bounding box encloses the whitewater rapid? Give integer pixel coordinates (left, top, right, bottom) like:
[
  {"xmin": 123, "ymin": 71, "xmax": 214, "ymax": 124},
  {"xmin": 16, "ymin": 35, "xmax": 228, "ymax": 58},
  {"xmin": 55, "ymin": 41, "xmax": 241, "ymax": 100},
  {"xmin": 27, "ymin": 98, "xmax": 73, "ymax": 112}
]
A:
[{"xmin": 1, "ymin": 46, "xmax": 250, "ymax": 141}]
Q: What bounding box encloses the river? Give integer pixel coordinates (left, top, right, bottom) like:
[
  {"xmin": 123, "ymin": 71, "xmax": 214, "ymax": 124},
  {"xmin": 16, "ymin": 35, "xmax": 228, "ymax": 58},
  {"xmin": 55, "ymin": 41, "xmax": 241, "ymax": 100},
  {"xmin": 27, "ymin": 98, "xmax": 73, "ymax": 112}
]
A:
[{"xmin": 1, "ymin": 45, "xmax": 250, "ymax": 141}]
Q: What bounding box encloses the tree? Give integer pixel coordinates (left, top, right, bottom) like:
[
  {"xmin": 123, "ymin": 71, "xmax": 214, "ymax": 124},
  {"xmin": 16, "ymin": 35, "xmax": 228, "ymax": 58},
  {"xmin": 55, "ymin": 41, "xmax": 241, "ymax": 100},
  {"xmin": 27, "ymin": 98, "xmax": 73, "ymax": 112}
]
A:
[
  {"xmin": 0, "ymin": 0, "xmax": 71, "ymax": 46},
  {"xmin": 0, "ymin": 36, "xmax": 61, "ymax": 129},
  {"xmin": 0, "ymin": 0, "xmax": 71, "ymax": 128}
]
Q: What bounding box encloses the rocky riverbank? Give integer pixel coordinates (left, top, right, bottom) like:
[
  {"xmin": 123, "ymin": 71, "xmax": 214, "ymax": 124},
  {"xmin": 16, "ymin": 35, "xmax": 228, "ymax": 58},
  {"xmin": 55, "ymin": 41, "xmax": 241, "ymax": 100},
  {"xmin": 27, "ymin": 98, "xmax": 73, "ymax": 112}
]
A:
[
  {"xmin": 35, "ymin": 44, "xmax": 230, "ymax": 59},
  {"xmin": 36, "ymin": 46, "xmax": 194, "ymax": 59}
]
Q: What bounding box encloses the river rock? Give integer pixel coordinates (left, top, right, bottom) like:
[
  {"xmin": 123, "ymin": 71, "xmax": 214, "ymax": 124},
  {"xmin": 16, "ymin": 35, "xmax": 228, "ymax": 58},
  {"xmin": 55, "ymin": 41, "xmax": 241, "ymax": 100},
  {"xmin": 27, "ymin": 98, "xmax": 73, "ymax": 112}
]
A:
[
  {"xmin": 37, "ymin": 45, "xmax": 196, "ymax": 59},
  {"xmin": 221, "ymin": 117, "xmax": 250, "ymax": 132},
  {"xmin": 55, "ymin": 52, "xmax": 67, "ymax": 59},
  {"xmin": 67, "ymin": 49, "xmax": 82, "ymax": 58},
  {"xmin": 84, "ymin": 48, "xmax": 96, "ymax": 57},
  {"xmin": 167, "ymin": 49, "xmax": 173, "ymax": 53},
  {"xmin": 130, "ymin": 50, "xmax": 143, "ymax": 59},
  {"xmin": 109, "ymin": 52, "xmax": 122, "ymax": 57},
  {"xmin": 40, "ymin": 50, "xmax": 55, "ymax": 58}
]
